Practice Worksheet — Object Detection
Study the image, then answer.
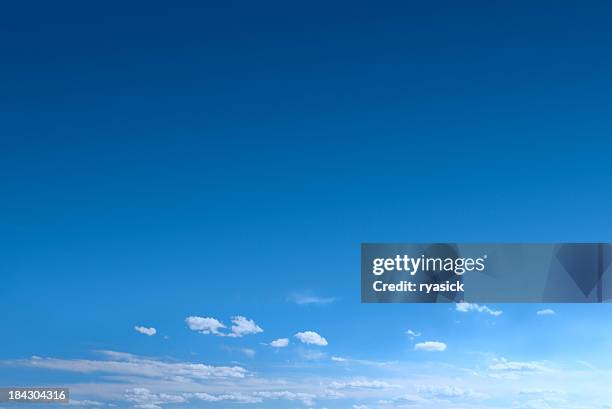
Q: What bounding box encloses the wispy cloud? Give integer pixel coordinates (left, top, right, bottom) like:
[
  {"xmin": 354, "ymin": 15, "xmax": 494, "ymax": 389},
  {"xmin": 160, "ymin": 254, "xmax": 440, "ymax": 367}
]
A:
[
  {"xmin": 294, "ymin": 331, "xmax": 328, "ymax": 346},
  {"xmin": 288, "ymin": 292, "xmax": 336, "ymax": 305},
  {"xmin": 222, "ymin": 345, "xmax": 256, "ymax": 358},
  {"xmin": 417, "ymin": 384, "xmax": 489, "ymax": 400},
  {"xmin": 330, "ymin": 380, "xmax": 398, "ymax": 390},
  {"xmin": 488, "ymin": 357, "xmax": 553, "ymax": 379},
  {"xmin": 405, "ymin": 329, "xmax": 421, "ymax": 339},
  {"xmin": 414, "ymin": 341, "xmax": 447, "ymax": 352},
  {"xmin": 456, "ymin": 302, "xmax": 503, "ymax": 316},
  {"xmin": 536, "ymin": 308, "xmax": 556, "ymax": 316},
  {"xmin": 5, "ymin": 351, "xmax": 247, "ymax": 379},
  {"xmin": 126, "ymin": 388, "xmax": 316, "ymax": 408},
  {"xmin": 330, "ymin": 356, "xmax": 397, "ymax": 367}
]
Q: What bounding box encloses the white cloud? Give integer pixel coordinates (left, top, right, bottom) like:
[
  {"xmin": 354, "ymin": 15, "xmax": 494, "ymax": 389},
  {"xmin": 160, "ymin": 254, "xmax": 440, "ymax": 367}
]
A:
[
  {"xmin": 126, "ymin": 388, "xmax": 186, "ymax": 409},
  {"xmin": 298, "ymin": 349, "xmax": 327, "ymax": 360},
  {"xmin": 288, "ymin": 292, "xmax": 336, "ymax": 305},
  {"xmin": 330, "ymin": 380, "xmax": 397, "ymax": 389},
  {"xmin": 185, "ymin": 315, "xmax": 262, "ymax": 338},
  {"xmin": 417, "ymin": 384, "xmax": 488, "ymax": 400},
  {"xmin": 295, "ymin": 331, "xmax": 328, "ymax": 346},
  {"xmin": 227, "ymin": 316, "xmax": 263, "ymax": 337},
  {"xmin": 253, "ymin": 391, "xmax": 316, "ymax": 406},
  {"xmin": 185, "ymin": 316, "xmax": 226, "ymax": 335},
  {"xmin": 405, "ymin": 329, "xmax": 421, "ymax": 339},
  {"xmin": 138, "ymin": 390, "xmax": 317, "ymax": 407},
  {"xmin": 489, "ymin": 358, "xmax": 552, "ymax": 376},
  {"xmin": 270, "ymin": 338, "xmax": 289, "ymax": 348},
  {"xmin": 352, "ymin": 405, "xmax": 370, "ymax": 409},
  {"xmin": 8, "ymin": 351, "xmax": 247, "ymax": 380},
  {"xmin": 330, "ymin": 356, "xmax": 396, "ymax": 367},
  {"xmin": 68, "ymin": 400, "xmax": 104, "ymax": 407},
  {"xmin": 384, "ymin": 394, "xmax": 428, "ymax": 405},
  {"xmin": 134, "ymin": 326, "xmax": 156, "ymax": 336},
  {"xmin": 414, "ymin": 341, "xmax": 447, "ymax": 352},
  {"xmin": 537, "ymin": 309, "xmax": 556, "ymax": 316},
  {"xmin": 189, "ymin": 391, "xmax": 316, "ymax": 406},
  {"xmin": 456, "ymin": 302, "xmax": 503, "ymax": 316},
  {"xmin": 187, "ymin": 392, "xmax": 259, "ymax": 404}
]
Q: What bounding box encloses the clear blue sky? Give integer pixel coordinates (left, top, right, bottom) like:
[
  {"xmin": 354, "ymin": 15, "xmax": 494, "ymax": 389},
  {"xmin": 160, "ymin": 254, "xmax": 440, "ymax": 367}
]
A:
[{"xmin": 1, "ymin": 1, "xmax": 612, "ymax": 408}]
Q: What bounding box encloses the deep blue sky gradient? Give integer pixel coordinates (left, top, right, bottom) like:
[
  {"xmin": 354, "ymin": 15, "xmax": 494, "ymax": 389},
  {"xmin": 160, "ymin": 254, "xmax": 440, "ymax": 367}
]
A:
[{"xmin": 1, "ymin": 2, "xmax": 612, "ymax": 406}]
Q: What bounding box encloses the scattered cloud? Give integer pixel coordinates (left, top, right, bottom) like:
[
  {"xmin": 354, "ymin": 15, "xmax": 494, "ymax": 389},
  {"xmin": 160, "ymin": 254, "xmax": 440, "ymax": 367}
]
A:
[
  {"xmin": 125, "ymin": 389, "xmax": 317, "ymax": 407},
  {"xmin": 126, "ymin": 388, "xmax": 186, "ymax": 409},
  {"xmin": 330, "ymin": 356, "xmax": 396, "ymax": 367},
  {"xmin": 330, "ymin": 380, "xmax": 398, "ymax": 390},
  {"xmin": 294, "ymin": 331, "xmax": 328, "ymax": 346},
  {"xmin": 456, "ymin": 302, "xmax": 503, "ymax": 316},
  {"xmin": 134, "ymin": 326, "xmax": 156, "ymax": 336},
  {"xmin": 288, "ymin": 292, "xmax": 336, "ymax": 305},
  {"xmin": 270, "ymin": 338, "xmax": 289, "ymax": 348},
  {"xmin": 298, "ymin": 348, "xmax": 327, "ymax": 360},
  {"xmin": 68, "ymin": 400, "xmax": 104, "ymax": 407},
  {"xmin": 417, "ymin": 384, "xmax": 488, "ymax": 400},
  {"xmin": 6, "ymin": 350, "xmax": 247, "ymax": 380},
  {"xmin": 228, "ymin": 316, "xmax": 263, "ymax": 337},
  {"xmin": 185, "ymin": 315, "xmax": 262, "ymax": 338},
  {"xmin": 537, "ymin": 309, "xmax": 556, "ymax": 316},
  {"xmin": 414, "ymin": 341, "xmax": 447, "ymax": 352},
  {"xmin": 223, "ymin": 345, "xmax": 256, "ymax": 358},
  {"xmin": 488, "ymin": 358, "xmax": 552, "ymax": 379},
  {"xmin": 252, "ymin": 391, "xmax": 316, "ymax": 406},
  {"xmin": 186, "ymin": 392, "xmax": 259, "ymax": 404},
  {"xmin": 405, "ymin": 329, "xmax": 421, "ymax": 339},
  {"xmin": 185, "ymin": 316, "xmax": 226, "ymax": 335}
]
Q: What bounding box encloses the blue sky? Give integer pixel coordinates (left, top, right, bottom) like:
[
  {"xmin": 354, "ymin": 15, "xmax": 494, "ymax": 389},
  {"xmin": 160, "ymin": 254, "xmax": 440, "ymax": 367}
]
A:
[{"xmin": 2, "ymin": 1, "xmax": 612, "ymax": 408}]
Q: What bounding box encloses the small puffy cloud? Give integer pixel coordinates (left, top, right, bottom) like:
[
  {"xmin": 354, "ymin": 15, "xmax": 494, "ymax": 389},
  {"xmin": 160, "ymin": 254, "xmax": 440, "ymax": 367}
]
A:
[
  {"xmin": 185, "ymin": 316, "xmax": 262, "ymax": 337},
  {"xmin": 353, "ymin": 405, "xmax": 370, "ymax": 409},
  {"xmin": 270, "ymin": 338, "xmax": 289, "ymax": 348},
  {"xmin": 405, "ymin": 329, "xmax": 421, "ymax": 339},
  {"xmin": 537, "ymin": 309, "xmax": 556, "ymax": 316},
  {"xmin": 456, "ymin": 302, "xmax": 503, "ymax": 316},
  {"xmin": 228, "ymin": 316, "xmax": 263, "ymax": 337},
  {"xmin": 331, "ymin": 356, "xmax": 347, "ymax": 362},
  {"xmin": 288, "ymin": 292, "xmax": 336, "ymax": 305},
  {"xmin": 186, "ymin": 316, "xmax": 226, "ymax": 335},
  {"xmin": 294, "ymin": 331, "xmax": 328, "ymax": 346},
  {"xmin": 134, "ymin": 326, "xmax": 156, "ymax": 336},
  {"xmin": 414, "ymin": 341, "xmax": 447, "ymax": 352}
]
